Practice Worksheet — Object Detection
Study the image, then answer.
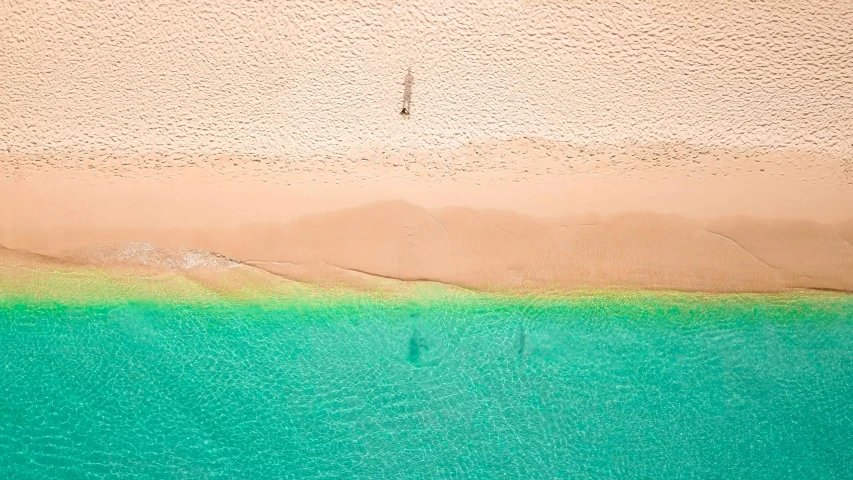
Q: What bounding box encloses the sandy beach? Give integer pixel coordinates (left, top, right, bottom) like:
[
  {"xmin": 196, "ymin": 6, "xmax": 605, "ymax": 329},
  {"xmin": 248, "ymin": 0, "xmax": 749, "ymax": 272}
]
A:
[{"xmin": 2, "ymin": 0, "xmax": 852, "ymax": 296}]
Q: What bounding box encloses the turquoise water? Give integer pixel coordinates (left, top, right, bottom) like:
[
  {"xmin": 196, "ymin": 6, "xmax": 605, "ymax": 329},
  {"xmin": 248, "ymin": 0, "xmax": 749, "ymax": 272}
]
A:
[{"xmin": 1, "ymin": 296, "xmax": 852, "ymax": 478}]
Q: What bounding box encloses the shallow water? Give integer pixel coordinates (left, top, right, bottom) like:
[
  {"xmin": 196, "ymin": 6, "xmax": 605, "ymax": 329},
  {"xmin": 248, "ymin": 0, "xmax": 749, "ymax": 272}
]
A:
[{"xmin": 1, "ymin": 296, "xmax": 852, "ymax": 478}]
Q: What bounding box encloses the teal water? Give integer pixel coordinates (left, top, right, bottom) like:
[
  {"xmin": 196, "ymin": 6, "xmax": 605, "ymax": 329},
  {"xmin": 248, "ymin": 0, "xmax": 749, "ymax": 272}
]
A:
[{"xmin": 1, "ymin": 296, "xmax": 852, "ymax": 478}]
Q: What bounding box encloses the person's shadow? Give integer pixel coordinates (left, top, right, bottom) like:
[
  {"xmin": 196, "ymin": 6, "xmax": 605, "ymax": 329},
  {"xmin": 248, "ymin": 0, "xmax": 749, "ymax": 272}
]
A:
[{"xmin": 400, "ymin": 68, "xmax": 414, "ymax": 116}]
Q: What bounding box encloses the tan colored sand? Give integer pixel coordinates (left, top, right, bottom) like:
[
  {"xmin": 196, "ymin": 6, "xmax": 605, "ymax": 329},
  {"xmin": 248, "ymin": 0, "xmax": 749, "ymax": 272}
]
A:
[
  {"xmin": 3, "ymin": 0, "xmax": 852, "ymax": 158},
  {"xmin": 2, "ymin": 138, "xmax": 852, "ymax": 293},
  {"xmin": 3, "ymin": 0, "xmax": 852, "ymax": 294},
  {"xmin": 2, "ymin": 140, "xmax": 851, "ymax": 233},
  {"xmin": 2, "ymin": 194, "xmax": 852, "ymax": 294}
]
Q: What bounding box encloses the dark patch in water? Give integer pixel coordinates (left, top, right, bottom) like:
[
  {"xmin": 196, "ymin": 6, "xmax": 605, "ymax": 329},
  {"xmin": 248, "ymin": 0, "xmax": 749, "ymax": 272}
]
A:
[
  {"xmin": 517, "ymin": 325, "xmax": 526, "ymax": 356},
  {"xmin": 407, "ymin": 328, "xmax": 428, "ymax": 365}
]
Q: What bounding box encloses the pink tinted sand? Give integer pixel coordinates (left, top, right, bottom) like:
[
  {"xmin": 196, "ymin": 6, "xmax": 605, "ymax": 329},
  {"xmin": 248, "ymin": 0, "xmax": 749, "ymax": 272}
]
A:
[{"xmin": 2, "ymin": 141, "xmax": 851, "ymax": 294}]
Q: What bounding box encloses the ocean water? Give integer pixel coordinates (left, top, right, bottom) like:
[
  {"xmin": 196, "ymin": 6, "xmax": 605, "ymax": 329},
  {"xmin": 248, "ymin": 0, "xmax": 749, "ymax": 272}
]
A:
[{"xmin": 1, "ymin": 295, "xmax": 852, "ymax": 478}]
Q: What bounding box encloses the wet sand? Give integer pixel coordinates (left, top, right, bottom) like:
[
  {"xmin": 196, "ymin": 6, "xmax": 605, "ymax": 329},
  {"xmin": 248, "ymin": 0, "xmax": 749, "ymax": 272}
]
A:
[{"xmin": 2, "ymin": 141, "xmax": 852, "ymax": 295}]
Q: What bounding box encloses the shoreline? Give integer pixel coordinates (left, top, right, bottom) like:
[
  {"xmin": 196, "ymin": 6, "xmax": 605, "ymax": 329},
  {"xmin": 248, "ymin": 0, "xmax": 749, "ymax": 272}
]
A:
[
  {"xmin": 3, "ymin": 266, "xmax": 850, "ymax": 310},
  {"xmin": 4, "ymin": 201, "xmax": 852, "ymax": 294},
  {"xmin": 2, "ymin": 141, "xmax": 851, "ymax": 297},
  {"xmin": 3, "ymin": 240, "xmax": 852, "ymax": 308}
]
